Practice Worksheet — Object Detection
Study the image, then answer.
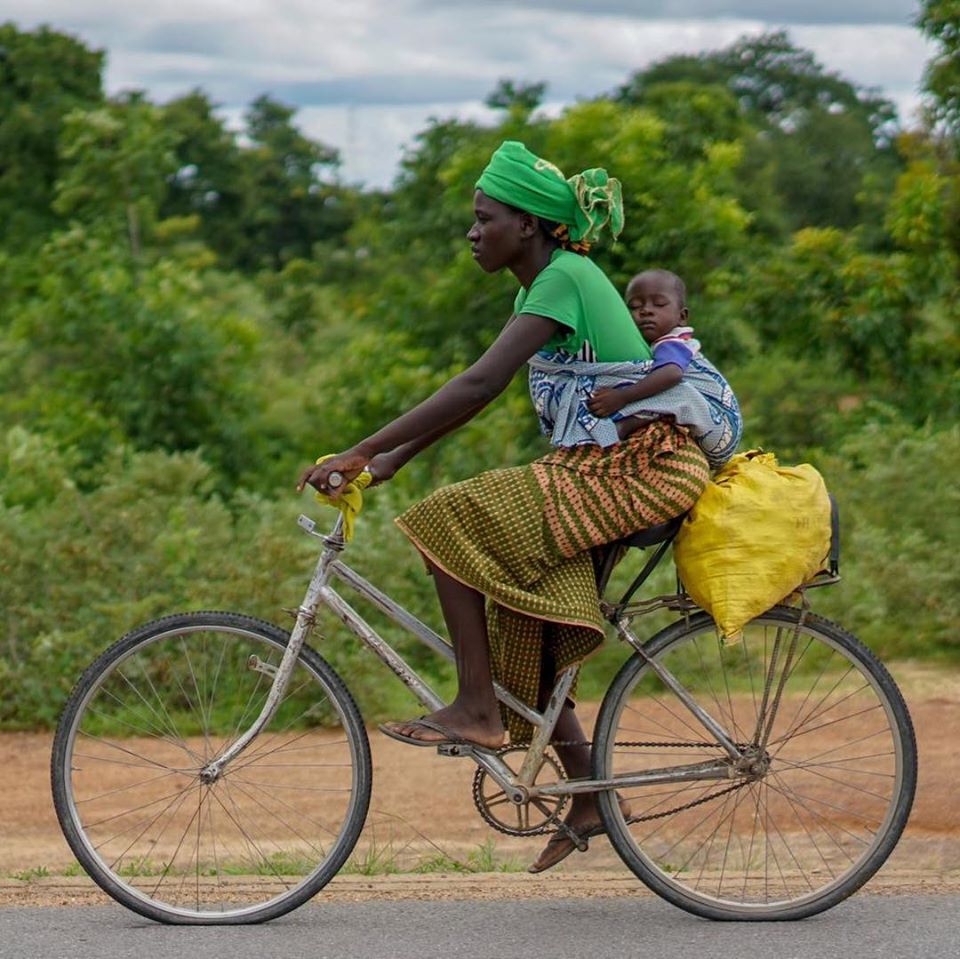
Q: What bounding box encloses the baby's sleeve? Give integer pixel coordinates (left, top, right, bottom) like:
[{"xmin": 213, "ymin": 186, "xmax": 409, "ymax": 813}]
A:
[{"xmin": 651, "ymin": 339, "xmax": 695, "ymax": 373}]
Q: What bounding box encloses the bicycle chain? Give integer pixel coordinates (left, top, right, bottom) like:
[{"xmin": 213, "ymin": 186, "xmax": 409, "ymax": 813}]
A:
[{"xmin": 472, "ymin": 740, "xmax": 748, "ymax": 838}]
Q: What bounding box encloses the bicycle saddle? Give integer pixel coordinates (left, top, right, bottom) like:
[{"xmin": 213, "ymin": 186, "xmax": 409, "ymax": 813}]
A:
[
  {"xmin": 592, "ymin": 512, "xmax": 688, "ymax": 597},
  {"xmin": 619, "ymin": 512, "xmax": 688, "ymax": 550}
]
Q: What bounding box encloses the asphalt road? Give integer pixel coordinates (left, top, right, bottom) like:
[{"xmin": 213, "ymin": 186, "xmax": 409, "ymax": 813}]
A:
[{"xmin": 1, "ymin": 896, "xmax": 958, "ymax": 959}]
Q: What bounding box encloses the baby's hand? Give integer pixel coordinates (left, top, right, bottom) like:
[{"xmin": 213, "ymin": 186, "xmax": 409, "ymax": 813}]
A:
[{"xmin": 587, "ymin": 387, "xmax": 627, "ymax": 418}]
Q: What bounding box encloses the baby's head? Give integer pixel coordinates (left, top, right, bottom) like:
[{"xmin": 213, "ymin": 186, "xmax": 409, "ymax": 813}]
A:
[{"xmin": 625, "ymin": 269, "xmax": 688, "ymax": 344}]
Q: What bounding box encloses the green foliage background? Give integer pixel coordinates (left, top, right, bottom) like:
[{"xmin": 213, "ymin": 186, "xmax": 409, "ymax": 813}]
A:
[{"xmin": 1, "ymin": 11, "xmax": 958, "ymax": 728}]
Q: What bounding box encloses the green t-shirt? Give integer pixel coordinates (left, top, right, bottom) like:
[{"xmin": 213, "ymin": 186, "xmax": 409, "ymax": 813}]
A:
[{"xmin": 513, "ymin": 249, "xmax": 652, "ymax": 362}]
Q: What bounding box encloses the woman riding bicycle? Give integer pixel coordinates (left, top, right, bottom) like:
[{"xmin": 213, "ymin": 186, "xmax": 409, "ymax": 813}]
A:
[{"xmin": 299, "ymin": 140, "xmax": 711, "ymax": 872}]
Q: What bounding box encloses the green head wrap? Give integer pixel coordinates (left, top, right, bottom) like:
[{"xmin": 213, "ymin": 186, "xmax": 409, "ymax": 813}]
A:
[{"xmin": 475, "ymin": 140, "xmax": 624, "ymax": 246}]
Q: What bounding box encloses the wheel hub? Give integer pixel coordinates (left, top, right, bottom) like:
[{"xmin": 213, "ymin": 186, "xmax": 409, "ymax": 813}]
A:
[
  {"xmin": 734, "ymin": 746, "xmax": 771, "ymax": 780},
  {"xmin": 199, "ymin": 763, "xmax": 223, "ymax": 785}
]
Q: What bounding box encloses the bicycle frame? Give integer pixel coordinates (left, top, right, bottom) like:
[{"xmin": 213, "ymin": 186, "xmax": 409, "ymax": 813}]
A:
[{"xmin": 200, "ymin": 510, "xmax": 746, "ymax": 801}]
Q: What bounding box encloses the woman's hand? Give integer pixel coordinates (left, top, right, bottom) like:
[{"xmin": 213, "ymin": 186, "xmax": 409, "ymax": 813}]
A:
[
  {"xmin": 587, "ymin": 387, "xmax": 627, "ymax": 418},
  {"xmin": 296, "ymin": 449, "xmax": 370, "ymax": 498},
  {"xmin": 366, "ymin": 451, "xmax": 403, "ymax": 486}
]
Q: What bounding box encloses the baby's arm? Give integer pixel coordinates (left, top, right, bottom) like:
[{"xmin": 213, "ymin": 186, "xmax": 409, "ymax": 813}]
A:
[{"xmin": 587, "ymin": 365, "xmax": 683, "ymax": 417}]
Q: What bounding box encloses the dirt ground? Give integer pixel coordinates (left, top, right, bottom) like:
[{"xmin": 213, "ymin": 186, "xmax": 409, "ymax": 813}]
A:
[{"xmin": 1, "ymin": 662, "xmax": 957, "ymax": 906}]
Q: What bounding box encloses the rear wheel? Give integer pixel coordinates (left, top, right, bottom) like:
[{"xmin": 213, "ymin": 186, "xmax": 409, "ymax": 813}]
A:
[
  {"xmin": 593, "ymin": 606, "xmax": 916, "ymax": 920},
  {"xmin": 51, "ymin": 611, "xmax": 371, "ymax": 924}
]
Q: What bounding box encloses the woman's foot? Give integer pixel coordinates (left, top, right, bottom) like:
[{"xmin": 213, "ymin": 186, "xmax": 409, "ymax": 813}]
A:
[
  {"xmin": 379, "ymin": 704, "xmax": 504, "ymax": 750},
  {"xmin": 528, "ymin": 795, "xmax": 632, "ymax": 873}
]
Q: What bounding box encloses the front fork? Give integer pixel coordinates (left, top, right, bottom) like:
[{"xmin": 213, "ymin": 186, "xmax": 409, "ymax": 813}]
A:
[{"xmin": 199, "ymin": 516, "xmax": 345, "ymax": 783}]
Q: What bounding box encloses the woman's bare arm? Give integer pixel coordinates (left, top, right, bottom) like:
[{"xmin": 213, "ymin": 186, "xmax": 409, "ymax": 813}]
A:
[
  {"xmin": 366, "ymin": 402, "xmax": 487, "ymax": 484},
  {"xmin": 298, "ymin": 313, "xmax": 557, "ymax": 492}
]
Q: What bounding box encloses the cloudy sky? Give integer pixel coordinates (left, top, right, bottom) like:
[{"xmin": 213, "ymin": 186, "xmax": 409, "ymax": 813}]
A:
[{"xmin": 10, "ymin": 1, "xmax": 931, "ymax": 187}]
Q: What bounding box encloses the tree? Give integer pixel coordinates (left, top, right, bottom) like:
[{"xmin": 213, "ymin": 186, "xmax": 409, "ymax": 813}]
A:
[
  {"xmin": 53, "ymin": 94, "xmax": 180, "ymax": 256},
  {"xmin": 0, "ymin": 23, "xmax": 103, "ymax": 250},
  {"xmin": 625, "ymin": 82, "xmax": 746, "ymax": 163},
  {"xmin": 766, "ymin": 106, "xmax": 900, "ymax": 230},
  {"xmin": 917, "ymin": 0, "xmax": 960, "ymax": 142},
  {"xmin": 0, "ymin": 229, "xmax": 263, "ymax": 477},
  {"xmin": 161, "ymin": 89, "xmax": 245, "ymax": 245},
  {"xmin": 485, "ymin": 79, "xmax": 547, "ymax": 119},
  {"xmin": 617, "ymin": 32, "xmax": 901, "ymax": 233},
  {"xmin": 160, "ymin": 92, "xmax": 361, "ymax": 271},
  {"xmin": 620, "ymin": 31, "xmax": 895, "ymax": 137},
  {"xmin": 228, "ymin": 95, "xmax": 354, "ymax": 270}
]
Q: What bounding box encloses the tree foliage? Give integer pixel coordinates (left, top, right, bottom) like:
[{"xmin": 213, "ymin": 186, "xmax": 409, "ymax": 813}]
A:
[
  {"xmin": 54, "ymin": 95, "xmax": 180, "ymax": 256},
  {"xmin": 0, "ymin": 23, "xmax": 958, "ymax": 729},
  {"xmin": 918, "ymin": 0, "xmax": 960, "ymax": 140},
  {"xmin": 226, "ymin": 95, "xmax": 354, "ymax": 269},
  {"xmin": 0, "ymin": 22, "xmax": 104, "ymax": 247},
  {"xmin": 618, "ymin": 31, "xmax": 901, "ymax": 233},
  {"xmin": 1, "ymin": 228, "xmax": 263, "ymax": 480},
  {"xmin": 485, "ymin": 78, "xmax": 547, "ymax": 118},
  {"xmin": 620, "ymin": 31, "xmax": 896, "ymax": 134}
]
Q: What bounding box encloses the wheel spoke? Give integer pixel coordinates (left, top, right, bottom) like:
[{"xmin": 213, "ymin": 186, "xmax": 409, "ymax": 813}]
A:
[
  {"xmin": 53, "ymin": 616, "xmax": 369, "ymax": 922},
  {"xmin": 597, "ymin": 609, "xmax": 915, "ymax": 919}
]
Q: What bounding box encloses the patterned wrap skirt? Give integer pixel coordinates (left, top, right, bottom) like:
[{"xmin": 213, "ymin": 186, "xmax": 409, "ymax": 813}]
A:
[{"xmin": 394, "ymin": 420, "xmax": 710, "ymax": 741}]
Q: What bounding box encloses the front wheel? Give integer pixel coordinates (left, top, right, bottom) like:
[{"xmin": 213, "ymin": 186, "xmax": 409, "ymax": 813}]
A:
[
  {"xmin": 592, "ymin": 606, "xmax": 916, "ymax": 920},
  {"xmin": 51, "ymin": 611, "xmax": 372, "ymax": 924}
]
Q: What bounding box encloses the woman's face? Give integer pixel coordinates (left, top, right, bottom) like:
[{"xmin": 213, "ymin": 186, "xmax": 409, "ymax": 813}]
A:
[{"xmin": 467, "ymin": 190, "xmax": 526, "ymax": 273}]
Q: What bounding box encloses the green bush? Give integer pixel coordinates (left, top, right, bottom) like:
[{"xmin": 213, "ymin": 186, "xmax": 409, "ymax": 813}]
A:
[
  {"xmin": 811, "ymin": 420, "xmax": 960, "ymax": 659},
  {"xmin": 2, "ymin": 23, "xmax": 959, "ymax": 732},
  {"xmin": 0, "ymin": 431, "xmax": 461, "ymax": 728}
]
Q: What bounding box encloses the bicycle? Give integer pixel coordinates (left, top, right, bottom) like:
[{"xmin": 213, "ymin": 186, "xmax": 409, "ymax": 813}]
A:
[{"xmin": 51, "ymin": 491, "xmax": 917, "ymax": 925}]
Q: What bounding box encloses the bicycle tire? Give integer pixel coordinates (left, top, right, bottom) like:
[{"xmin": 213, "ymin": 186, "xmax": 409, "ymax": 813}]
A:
[
  {"xmin": 51, "ymin": 611, "xmax": 372, "ymax": 924},
  {"xmin": 592, "ymin": 605, "xmax": 916, "ymax": 921}
]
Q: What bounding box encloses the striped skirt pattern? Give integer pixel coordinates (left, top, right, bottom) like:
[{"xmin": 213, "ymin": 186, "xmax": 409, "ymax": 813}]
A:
[{"xmin": 395, "ymin": 421, "xmax": 710, "ymax": 741}]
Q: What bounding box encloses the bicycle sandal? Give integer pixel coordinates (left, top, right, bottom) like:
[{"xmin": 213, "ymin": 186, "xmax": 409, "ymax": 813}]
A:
[
  {"xmin": 528, "ymin": 796, "xmax": 633, "ymax": 873},
  {"xmin": 378, "ymin": 716, "xmax": 501, "ymax": 750}
]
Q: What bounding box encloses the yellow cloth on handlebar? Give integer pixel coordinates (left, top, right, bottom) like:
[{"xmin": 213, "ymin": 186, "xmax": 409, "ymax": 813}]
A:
[
  {"xmin": 312, "ymin": 455, "xmax": 373, "ymax": 542},
  {"xmin": 673, "ymin": 450, "xmax": 832, "ymax": 644}
]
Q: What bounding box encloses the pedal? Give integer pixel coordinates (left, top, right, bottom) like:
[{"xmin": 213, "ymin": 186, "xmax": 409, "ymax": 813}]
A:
[
  {"xmin": 437, "ymin": 742, "xmax": 497, "ymax": 759},
  {"xmin": 557, "ymin": 820, "xmax": 589, "ymax": 852}
]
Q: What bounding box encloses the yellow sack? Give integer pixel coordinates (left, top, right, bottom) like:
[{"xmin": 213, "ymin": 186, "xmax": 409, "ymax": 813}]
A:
[{"xmin": 674, "ymin": 450, "xmax": 832, "ymax": 643}]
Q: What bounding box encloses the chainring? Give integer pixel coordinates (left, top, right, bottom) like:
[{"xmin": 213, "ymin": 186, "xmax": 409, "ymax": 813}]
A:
[{"xmin": 472, "ymin": 746, "xmax": 569, "ymax": 837}]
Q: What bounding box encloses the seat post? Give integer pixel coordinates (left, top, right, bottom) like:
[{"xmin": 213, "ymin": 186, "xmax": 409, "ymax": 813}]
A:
[
  {"xmin": 617, "ymin": 535, "xmax": 678, "ymax": 607},
  {"xmin": 594, "ymin": 513, "xmax": 688, "ymax": 606}
]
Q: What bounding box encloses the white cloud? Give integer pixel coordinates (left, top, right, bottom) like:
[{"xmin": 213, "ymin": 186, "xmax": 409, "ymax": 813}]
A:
[
  {"xmin": 412, "ymin": 0, "xmax": 920, "ymax": 25},
  {"xmin": 791, "ymin": 24, "xmax": 930, "ymax": 92},
  {"xmin": 6, "ymin": 1, "xmax": 934, "ymax": 186}
]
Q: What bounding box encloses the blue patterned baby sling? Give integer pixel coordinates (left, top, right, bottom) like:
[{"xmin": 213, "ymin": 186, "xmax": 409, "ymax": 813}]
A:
[{"xmin": 528, "ymin": 352, "xmax": 742, "ymax": 469}]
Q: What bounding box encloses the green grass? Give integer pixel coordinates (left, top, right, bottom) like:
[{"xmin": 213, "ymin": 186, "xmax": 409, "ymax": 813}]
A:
[
  {"xmin": 462, "ymin": 838, "xmax": 524, "ymax": 874},
  {"xmin": 11, "ymin": 866, "xmax": 50, "ymax": 881},
  {"xmin": 112, "ymin": 850, "xmax": 324, "ymax": 879},
  {"xmin": 411, "ymin": 839, "xmax": 524, "ymax": 875},
  {"xmin": 52, "ymin": 840, "xmax": 523, "ymax": 881},
  {"xmin": 341, "ymin": 840, "xmax": 401, "ymax": 876}
]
